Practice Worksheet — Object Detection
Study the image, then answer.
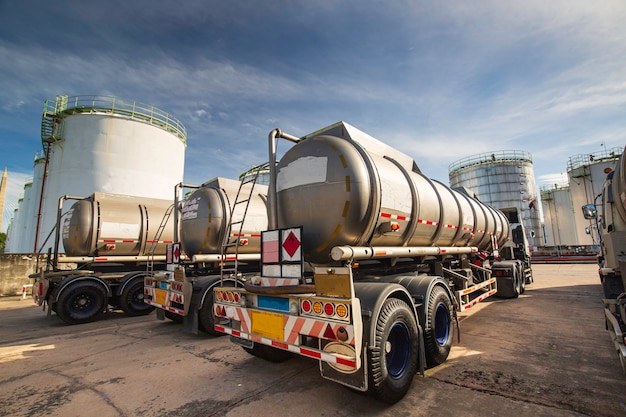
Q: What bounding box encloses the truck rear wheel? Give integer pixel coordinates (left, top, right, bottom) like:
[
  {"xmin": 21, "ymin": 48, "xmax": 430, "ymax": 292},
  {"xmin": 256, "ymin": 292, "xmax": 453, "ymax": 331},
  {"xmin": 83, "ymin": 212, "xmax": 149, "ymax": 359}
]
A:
[
  {"xmin": 424, "ymin": 286, "xmax": 454, "ymax": 367},
  {"xmin": 56, "ymin": 281, "xmax": 107, "ymax": 325},
  {"xmin": 243, "ymin": 343, "xmax": 293, "ymax": 363},
  {"xmin": 120, "ymin": 278, "xmax": 155, "ymax": 316},
  {"xmin": 165, "ymin": 311, "xmax": 183, "ymax": 323},
  {"xmin": 368, "ymin": 298, "xmax": 419, "ymax": 404}
]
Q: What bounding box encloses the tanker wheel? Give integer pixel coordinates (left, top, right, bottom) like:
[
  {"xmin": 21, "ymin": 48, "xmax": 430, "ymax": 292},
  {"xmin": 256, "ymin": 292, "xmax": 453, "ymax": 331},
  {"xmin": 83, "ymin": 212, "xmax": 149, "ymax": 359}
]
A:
[
  {"xmin": 367, "ymin": 298, "xmax": 419, "ymax": 404},
  {"xmin": 120, "ymin": 278, "xmax": 155, "ymax": 316},
  {"xmin": 518, "ymin": 264, "xmax": 526, "ymax": 295},
  {"xmin": 165, "ymin": 311, "xmax": 183, "ymax": 323},
  {"xmin": 424, "ymin": 286, "xmax": 454, "ymax": 368},
  {"xmin": 56, "ymin": 281, "xmax": 107, "ymax": 325},
  {"xmin": 199, "ymin": 282, "xmax": 236, "ymax": 336},
  {"xmin": 243, "ymin": 343, "xmax": 293, "ymax": 363}
]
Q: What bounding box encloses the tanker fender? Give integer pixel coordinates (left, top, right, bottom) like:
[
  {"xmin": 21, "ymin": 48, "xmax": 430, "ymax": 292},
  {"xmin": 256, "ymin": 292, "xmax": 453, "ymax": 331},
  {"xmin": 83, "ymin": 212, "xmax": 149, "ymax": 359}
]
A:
[
  {"xmin": 492, "ymin": 259, "xmax": 523, "ymax": 298},
  {"xmin": 184, "ymin": 275, "xmax": 242, "ymax": 335},
  {"xmin": 116, "ymin": 271, "xmax": 149, "ymax": 297},
  {"xmin": 353, "ymin": 282, "xmax": 417, "ymax": 347},
  {"xmin": 52, "ymin": 274, "xmax": 113, "ymax": 306},
  {"xmin": 389, "ymin": 274, "xmax": 454, "ymax": 332}
]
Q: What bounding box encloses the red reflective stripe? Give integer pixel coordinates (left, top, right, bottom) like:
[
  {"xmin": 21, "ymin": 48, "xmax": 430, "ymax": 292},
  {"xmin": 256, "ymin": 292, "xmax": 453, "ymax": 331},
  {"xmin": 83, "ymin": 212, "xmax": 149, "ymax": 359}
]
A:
[
  {"xmin": 271, "ymin": 341, "xmax": 288, "ymax": 350},
  {"xmin": 336, "ymin": 356, "xmax": 356, "ymax": 368},
  {"xmin": 300, "ymin": 348, "xmax": 321, "ymax": 359},
  {"xmin": 102, "ymin": 239, "xmax": 116, "ymax": 243}
]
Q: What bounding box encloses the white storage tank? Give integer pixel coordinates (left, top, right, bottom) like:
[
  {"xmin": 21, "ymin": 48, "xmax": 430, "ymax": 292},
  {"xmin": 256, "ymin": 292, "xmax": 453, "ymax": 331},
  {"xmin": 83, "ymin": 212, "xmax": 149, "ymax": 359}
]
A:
[
  {"xmin": 448, "ymin": 150, "xmax": 543, "ymax": 249},
  {"xmin": 35, "ymin": 95, "xmax": 186, "ymax": 253},
  {"xmin": 539, "ymin": 185, "xmax": 578, "ymax": 247},
  {"xmin": 566, "ymin": 147, "xmax": 622, "ymax": 246}
]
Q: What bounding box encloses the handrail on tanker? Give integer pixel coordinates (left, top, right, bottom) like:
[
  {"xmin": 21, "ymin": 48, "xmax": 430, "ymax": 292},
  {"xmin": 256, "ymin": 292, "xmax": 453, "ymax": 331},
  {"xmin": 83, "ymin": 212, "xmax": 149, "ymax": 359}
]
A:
[{"xmin": 267, "ymin": 128, "xmax": 301, "ymax": 230}]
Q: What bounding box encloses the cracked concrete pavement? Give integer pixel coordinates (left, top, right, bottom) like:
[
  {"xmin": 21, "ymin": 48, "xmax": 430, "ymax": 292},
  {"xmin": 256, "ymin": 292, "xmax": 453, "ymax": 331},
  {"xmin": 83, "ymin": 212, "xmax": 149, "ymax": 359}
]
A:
[{"xmin": 0, "ymin": 263, "xmax": 625, "ymax": 416}]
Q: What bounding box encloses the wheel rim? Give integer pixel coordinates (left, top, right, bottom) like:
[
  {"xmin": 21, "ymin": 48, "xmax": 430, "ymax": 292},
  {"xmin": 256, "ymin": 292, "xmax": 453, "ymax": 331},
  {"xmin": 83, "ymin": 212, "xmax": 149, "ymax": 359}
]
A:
[
  {"xmin": 129, "ymin": 285, "xmax": 145, "ymax": 309},
  {"xmin": 386, "ymin": 322, "xmax": 411, "ymax": 379},
  {"xmin": 434, "ymin": 303, "xmax": 450, "ymax": 346},
  {"xmin": 71, "ymin": 292, "xmax": 96, "ymax": 316}
]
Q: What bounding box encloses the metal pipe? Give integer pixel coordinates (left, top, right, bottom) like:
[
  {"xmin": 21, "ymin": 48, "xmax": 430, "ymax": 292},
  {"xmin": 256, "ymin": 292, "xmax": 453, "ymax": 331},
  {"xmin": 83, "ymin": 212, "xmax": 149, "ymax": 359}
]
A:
[
  {"xmin": 58, "ymin": 255, "xmax": 167, "ymax": 263},
  {"xmin": 53, "ymin": 195, "xmax": 87, "ymax": 269},
  {"xmin": 330, "ymin": 245, "xmax": 477, "ymax": 261},
  {"xmin": 267, "ymin": 128, "xmax": 300, "ymax": 229},
  {"xmin": 192, "ymin": 253, "xmax": 261, "ymax": 263}
]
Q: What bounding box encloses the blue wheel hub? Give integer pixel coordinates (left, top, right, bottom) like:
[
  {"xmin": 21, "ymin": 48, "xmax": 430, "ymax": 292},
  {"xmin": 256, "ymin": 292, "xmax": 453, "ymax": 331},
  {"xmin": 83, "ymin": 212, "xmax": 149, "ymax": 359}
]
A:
[
  {"xmin": 434, "ymin": 303, "xmax": 450, "ymax": 346},
  {"xmin": 386, "ymin": 322, "xmax": 411, "ymax": 379}
]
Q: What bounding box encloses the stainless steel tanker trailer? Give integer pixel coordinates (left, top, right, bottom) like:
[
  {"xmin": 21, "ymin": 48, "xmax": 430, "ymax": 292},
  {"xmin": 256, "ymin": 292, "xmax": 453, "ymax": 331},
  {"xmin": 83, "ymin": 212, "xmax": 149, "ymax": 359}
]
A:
[
  {"xmin": 31, "ymin": 192, "xmax": 175, "ymax": 324},
  {"xmin": 144, "ymin": 176, "xmax": 268, "ymax": 334},
  {"xmin": 212, "ymin": 121, "xmax": 533, "ymax": 404},
  {"xmin": 582, "ymin": 145, "xmax": 626, "ymax": 373}
]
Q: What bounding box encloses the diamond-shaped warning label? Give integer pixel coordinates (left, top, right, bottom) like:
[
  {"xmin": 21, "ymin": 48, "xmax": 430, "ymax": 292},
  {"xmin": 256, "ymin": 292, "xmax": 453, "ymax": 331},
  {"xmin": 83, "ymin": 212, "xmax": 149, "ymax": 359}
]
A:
[{"xmin": 282, "ymin": 229, "xmax": 301, "ymax": 260}]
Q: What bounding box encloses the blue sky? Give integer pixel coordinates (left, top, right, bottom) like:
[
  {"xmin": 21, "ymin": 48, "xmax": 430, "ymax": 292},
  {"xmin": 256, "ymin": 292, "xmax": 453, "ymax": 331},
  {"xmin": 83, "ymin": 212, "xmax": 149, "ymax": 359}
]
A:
[{"xmin": 1, "ymin": 1, "xmax": 625, "ymax": 232}]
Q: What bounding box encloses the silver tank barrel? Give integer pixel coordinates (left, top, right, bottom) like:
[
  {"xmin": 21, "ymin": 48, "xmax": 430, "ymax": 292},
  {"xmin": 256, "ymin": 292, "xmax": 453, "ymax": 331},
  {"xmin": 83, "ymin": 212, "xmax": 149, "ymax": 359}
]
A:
[
  {"xmin": 613, "ymin": 145, "xmax": 626, "ymax": 224},
  {"xmin": 179, "ymin": 177, "xmax": 268, "ymax": 257},
  {"xmin": 62, "ymin": 192, "xmax": 174, "ymax": 257},
  {"xmin": 274, "ymin": 121, "xmax": 510, "ymax": 264}
]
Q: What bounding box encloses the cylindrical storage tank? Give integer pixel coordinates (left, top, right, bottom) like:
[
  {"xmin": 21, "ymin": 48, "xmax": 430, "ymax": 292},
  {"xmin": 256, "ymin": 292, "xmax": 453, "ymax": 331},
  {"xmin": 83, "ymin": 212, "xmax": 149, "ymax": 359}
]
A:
[
  {"xmin": 37, "ymin": 95, "xmax": 186, "ymax": 254},
  {"xmin": 567, "ymin": 147, "xmax": 623, "ymax": 245},
  {"xmin": 539, "ymin": 185, "xmax": 577, "ymax": 247},
  {"xmin": 449, "ymin": 150, "xmax": 543, "ymax": 249},
  {"xmin": 180, "ymin": 178, "xmax": 268, "ymax": 257},
  {"xmin": 19, "ymin": 180, "xmax": 34, "ymax": 252},
  {"xmin": 9, "ymin": 198, "xmax": 24, "ymax": 253},
  {"xmin": 62, "ymin": 192, "xmax": 174, "ymax": 256},
  {"xmin": 28, "ymin": 153, "xmax": 46, "ymax": 252},
  {"xmin": 274, "ymin": 122, "xmax": 509, "ymax": 264}
]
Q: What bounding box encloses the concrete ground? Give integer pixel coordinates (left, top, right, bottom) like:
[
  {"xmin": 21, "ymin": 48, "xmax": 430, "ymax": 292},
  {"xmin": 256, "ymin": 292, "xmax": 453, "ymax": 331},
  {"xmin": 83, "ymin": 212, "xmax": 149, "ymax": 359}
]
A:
[{"xmin": 0, "ymin": 263, "xmax": 625, "ymax": 417}]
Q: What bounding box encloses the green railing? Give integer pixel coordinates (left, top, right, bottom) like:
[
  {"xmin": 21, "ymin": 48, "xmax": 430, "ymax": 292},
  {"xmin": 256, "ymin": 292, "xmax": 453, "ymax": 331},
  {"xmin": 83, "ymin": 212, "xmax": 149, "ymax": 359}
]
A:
[
  {"xmin": 448, "ymin": 150, "xmax": 533, "ymax": 174},
  {"xmin": 41, "ymin": 95, "xmax": 187, "ymax": 145}
]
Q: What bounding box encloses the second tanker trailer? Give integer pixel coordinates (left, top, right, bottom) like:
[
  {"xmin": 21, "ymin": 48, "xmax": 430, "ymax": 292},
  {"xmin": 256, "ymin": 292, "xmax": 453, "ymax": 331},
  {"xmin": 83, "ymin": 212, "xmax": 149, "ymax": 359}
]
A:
[
  {"xmin": 213, "ymin": 121, "xmax": 532, "ymax": 404},
  {"xmin": 144, "ymin": 176, "xmax": 268, "ymax": 334},
  {"xmin": 31, "ymin": 192, "xmax": 175, "ymax": 324}
]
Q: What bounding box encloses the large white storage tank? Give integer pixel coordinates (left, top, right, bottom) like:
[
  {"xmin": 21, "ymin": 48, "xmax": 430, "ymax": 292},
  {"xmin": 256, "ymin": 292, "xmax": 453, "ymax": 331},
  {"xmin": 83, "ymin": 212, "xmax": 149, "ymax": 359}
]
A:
[
  {"xmin": 567, "ymin": 147, "xmax": 622, "ymax": 245},
  {"xmin": 35, "ymin": 95, "xmax": 186, "ymax": 253},
  {"xmin": 539, "ymin": 185, "xmax": 578, "ymax": 247},
  {"xmin": 4, "ymin": 153, "xmax": 46, "ymax": 253},
  {"xmin": 448, "ymin": 150, "xmax": 543, "ymax": 249}
]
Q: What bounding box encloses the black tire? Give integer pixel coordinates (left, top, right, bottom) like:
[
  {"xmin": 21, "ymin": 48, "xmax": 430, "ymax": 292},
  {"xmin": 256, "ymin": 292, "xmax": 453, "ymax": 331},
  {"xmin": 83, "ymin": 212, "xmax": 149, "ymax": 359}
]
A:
[
  {"xmin": 165, "ymin": 310, "xmax": 183, "ymax": 323},
  {"xmin": 243, "ymin": 343, "xmax": 293, "ymax": 363},
  {"xmin": 518, "ymin": 264, "xmax": 526, "ymax": 295},
  {"xmin": 367, "ymin": 298, "xmax": 419, "ymax": 404},
  {"xmin": 198, "ymin": 288, "xmax": 223, "ymax": 336},
  {"xmin": 424, "ymin": 286, "xmax": 454, "ymax": 368},
  {"xmin": 56, "ymin": 281, "xmax": 107, "ymax": 325},
  {"xmin": 120, "ymin": 278, "xmax": 155, "ymax": 316}
]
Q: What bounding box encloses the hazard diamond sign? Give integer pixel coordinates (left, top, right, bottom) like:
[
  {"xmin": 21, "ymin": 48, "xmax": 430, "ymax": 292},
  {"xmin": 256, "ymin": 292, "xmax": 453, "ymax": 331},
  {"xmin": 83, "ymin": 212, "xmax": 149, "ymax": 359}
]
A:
[
  {"xmin": 281, "ymin": 228, "xmax": 301, "ymax": 261},
  {"xmin": 172, "ymin": 243, "xmax": 181, "ymax": 263}
]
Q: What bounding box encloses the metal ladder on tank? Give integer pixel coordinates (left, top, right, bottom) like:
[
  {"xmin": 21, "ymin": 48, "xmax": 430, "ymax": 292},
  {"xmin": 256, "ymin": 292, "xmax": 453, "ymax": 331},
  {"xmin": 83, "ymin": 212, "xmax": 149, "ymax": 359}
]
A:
[
  {"xmin": 146, "ymin": 203, "xmax": 175, "ymax": 277},
  {"xmin": 219, "ymin": 162, "xmax": 268, "ymax": 283}
]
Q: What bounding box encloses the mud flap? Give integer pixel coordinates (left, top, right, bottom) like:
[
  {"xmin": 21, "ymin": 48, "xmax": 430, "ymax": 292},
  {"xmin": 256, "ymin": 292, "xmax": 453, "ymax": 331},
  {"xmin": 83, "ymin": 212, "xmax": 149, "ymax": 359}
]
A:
[
  {"xmin": 183, "ymin": 309, "xmax": 199, "ymax": 334},
  {"xmin": 156, "ymin": 309, "xmax": 165, "ymax": 321},
  {"xmin": 320, "ymin": 346, "xmax": 368, "ymax": 392}
]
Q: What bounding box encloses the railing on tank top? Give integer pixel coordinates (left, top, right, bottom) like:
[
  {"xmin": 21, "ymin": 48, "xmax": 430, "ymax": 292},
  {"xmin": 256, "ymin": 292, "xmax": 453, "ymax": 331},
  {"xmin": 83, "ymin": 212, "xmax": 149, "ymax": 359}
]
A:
[{"xmin": 41, "ymin": 95, "xmax": 187, "ymax": 144}]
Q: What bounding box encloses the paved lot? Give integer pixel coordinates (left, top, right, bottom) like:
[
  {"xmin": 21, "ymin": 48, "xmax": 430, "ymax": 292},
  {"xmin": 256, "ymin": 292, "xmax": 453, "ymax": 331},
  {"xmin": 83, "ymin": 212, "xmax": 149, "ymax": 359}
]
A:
[{"xmin": 1, "ymin": 263, "xmax": 625, "ymax": 417}]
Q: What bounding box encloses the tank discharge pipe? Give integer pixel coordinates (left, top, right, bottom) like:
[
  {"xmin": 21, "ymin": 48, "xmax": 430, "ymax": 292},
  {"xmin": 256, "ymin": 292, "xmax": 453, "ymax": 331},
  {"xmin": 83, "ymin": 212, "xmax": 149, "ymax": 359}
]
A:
[{"xmin": 331, "ymin": 245, "xmax": 478, "ymax": 261}]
